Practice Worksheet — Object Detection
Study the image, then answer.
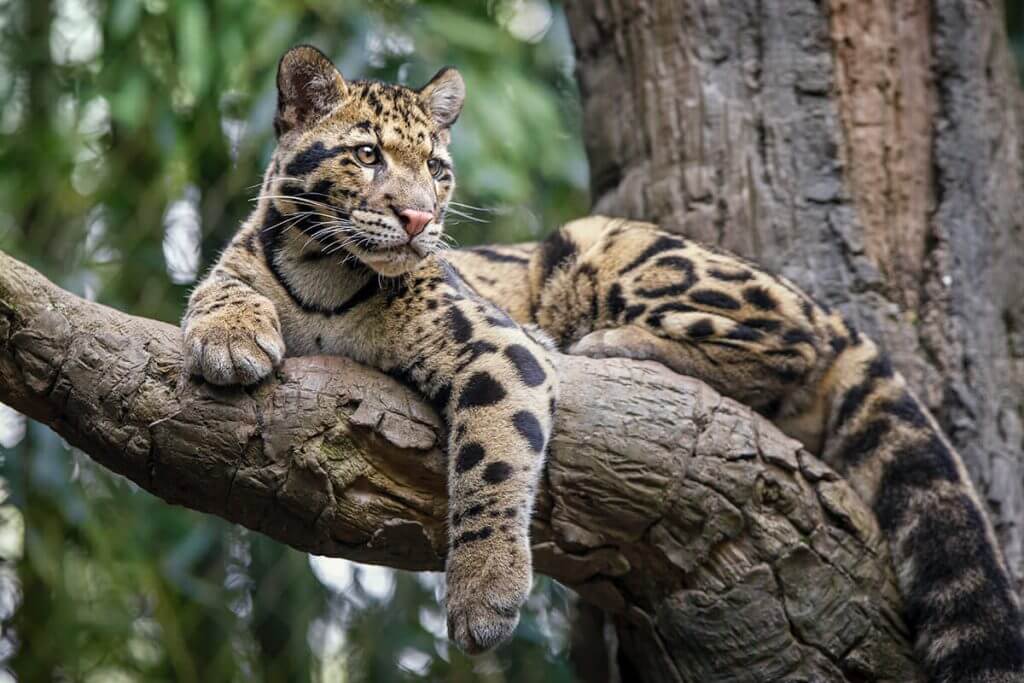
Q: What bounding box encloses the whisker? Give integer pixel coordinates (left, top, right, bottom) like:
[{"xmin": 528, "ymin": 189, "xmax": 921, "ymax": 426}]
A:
[
  {"xmin": 448, "ymin": 200, "xmax": 505, "ymax": 214},
  {"xmin": 445, "ymin": 208, "xmax": 489, "ymax": 224},
  {"xmin": 255, "ymin": 204, "xmax": 344, "ymax": 230},
  {"xmin": 247, "ymin": 175, "xmax": 325, "ymax": 196},
  {"xmin": 263, "ymin": 175, "xmax": 310, "ymax": 184},
  {"xmin": 261, "ymin": 211, "xmax": 337, "ymax": 237},
  {"xmin": 249, "ymin": 174, "xmax": 315, "ymax": 189},
  {"xmin": 252, "ymin": 194, "xmax": 337, "ymax": 212},
  {"xmin": 299, "ymin": 220, "xmax": 359, "ymax": 250},
  {"xmin": 261, "ymin": 211, "xmax": 310, "ymax": 234},
  {"xmin": 444, "ymin": 218, "xmax": 487, "ymax": 228},
  {"xmin": 254, "ymin": 193, "xmax": 334, "ymax": 207}
]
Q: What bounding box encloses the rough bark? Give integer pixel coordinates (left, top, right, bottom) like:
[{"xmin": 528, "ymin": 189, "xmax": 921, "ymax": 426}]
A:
[
  {"xmin": 0, "ymin": 249, "xmax": 923, "ymax": 680},
  {"xmin": 565, "ymin": 0, "xmax": 1024, "ymax": 589},
  {"xmin": 563, "ymin": 1, "xmax": 1024, "ymax": 678}
]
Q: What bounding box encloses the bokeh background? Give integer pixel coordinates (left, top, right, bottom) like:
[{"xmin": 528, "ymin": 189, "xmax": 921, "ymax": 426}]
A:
[{"xmin": 0, "ymin": 1, "xmax": 1020, "ymax": 681}]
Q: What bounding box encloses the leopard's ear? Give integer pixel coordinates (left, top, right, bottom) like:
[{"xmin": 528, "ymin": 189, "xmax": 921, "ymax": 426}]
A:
[
  {"xmin": 418, "ymin": 67, "xmax": 465, "ymax": 129},
  {"xmin": 275, "ymin": 45, "xmax": 347, "ymax": 137}
]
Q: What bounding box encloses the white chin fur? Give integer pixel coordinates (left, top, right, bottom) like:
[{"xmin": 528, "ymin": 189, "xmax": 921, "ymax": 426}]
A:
[{"xmin": 355, "ymin": 247, "xmax": 424, "ymax": 276}]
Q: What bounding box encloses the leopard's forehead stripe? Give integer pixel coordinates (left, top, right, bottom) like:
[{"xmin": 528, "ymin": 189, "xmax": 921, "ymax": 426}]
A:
[{"xmin": 349, "ymin": 80, "xmax": 434, "ymax": 128}]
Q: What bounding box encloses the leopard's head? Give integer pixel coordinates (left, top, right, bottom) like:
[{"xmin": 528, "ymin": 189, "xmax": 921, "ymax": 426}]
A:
[{"xmin": 267, "ymin": 45, "xmax": 464, "ymax": 277}]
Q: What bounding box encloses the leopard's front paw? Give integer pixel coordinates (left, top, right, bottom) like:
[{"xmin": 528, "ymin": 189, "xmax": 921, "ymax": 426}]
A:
[
  {"xmin": 183, "ymin": 309, "xmax": 285, "ymax": 386},
  {"xmin": 445, "ymin": 545, "xmax": 531, "ymax": 654}
]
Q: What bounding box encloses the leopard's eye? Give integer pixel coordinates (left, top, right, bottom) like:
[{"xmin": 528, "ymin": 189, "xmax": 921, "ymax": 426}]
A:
[
  {"xmin": 355, "ymin": 145, "xmax": 381, "ymax": 166},
  {"xmin": 427, "ymin": 158, "xmax": 444, "ymax": 179}
]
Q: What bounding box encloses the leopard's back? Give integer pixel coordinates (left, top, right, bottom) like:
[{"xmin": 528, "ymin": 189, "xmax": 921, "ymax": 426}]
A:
[{"xmin": 456, "ymin": 216, "xmax": 1024, "ymax": 683}]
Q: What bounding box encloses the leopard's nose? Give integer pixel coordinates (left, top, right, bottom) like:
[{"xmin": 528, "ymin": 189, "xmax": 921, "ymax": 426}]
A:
[{"xmin": 399, "ymin": 209, "xmax": 433, "ymax": 238}]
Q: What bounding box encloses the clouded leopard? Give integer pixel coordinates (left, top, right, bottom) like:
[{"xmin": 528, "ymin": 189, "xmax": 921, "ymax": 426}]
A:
[
  {"xmin": 183, "ymin": 46, "xmax": 1022, "ymax": 682},
  {"xmin": 184, "ymin": 45, "xmax": 556, "ymax": 653}
]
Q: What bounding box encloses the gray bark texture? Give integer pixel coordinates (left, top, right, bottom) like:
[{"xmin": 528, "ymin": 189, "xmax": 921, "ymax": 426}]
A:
[
  {"xmin": 566, "ymin": 0, "xmax": 1024, "ymax": 598},
  {"xmin": 563, "ymin": 0, "xmax": 1024, "ymax": 677},
  {"xmin": 0, "ymin": 245, "xmax": 924, "ymax": 682}
]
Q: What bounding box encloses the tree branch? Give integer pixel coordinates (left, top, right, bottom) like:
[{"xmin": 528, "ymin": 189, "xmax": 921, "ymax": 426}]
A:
[{"xmin": 0, "ymin": 249, "xmax": 923, "ymax": 681}]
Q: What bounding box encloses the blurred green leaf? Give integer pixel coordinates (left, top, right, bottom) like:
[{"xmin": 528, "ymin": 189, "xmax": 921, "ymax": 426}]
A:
[{"xmin": 175, "ymin": 1, "xmax": 211, "ymax": 108}]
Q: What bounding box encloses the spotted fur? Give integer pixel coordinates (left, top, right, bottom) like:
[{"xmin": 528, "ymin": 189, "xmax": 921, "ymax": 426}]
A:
[
  {"xmin": 450, "ymin": 216, "xmax": 1024, "ymax": 683},
  {"xmin": 182, "ymin": 46, "xmax": 556, "ymax": 654}
]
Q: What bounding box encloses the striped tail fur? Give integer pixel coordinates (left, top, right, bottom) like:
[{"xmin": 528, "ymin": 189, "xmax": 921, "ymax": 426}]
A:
[{"xmin": 823, "ymin": 338, "xmax": 1024, "ymax": 683}]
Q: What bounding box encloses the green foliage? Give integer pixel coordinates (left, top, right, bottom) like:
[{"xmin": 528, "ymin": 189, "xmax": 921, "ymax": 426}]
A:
[{"xmin": 0, "ymin": 0, "xmax": 584, "ymax": 680}]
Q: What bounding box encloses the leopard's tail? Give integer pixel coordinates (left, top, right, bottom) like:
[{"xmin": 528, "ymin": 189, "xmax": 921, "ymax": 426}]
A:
[{"xmin": 823, "ymin": 339, "xmax": 1024, "ymax": 683}]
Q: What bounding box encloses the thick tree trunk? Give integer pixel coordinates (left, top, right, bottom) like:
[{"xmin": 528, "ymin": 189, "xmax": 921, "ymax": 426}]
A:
[
  {"xmin": 0, "ymin": 248, "xmax": 923, "ymax": 680},
  {"xmin": 565, "ymin": 0, "xmax": 1024, "ymax": 678}
]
